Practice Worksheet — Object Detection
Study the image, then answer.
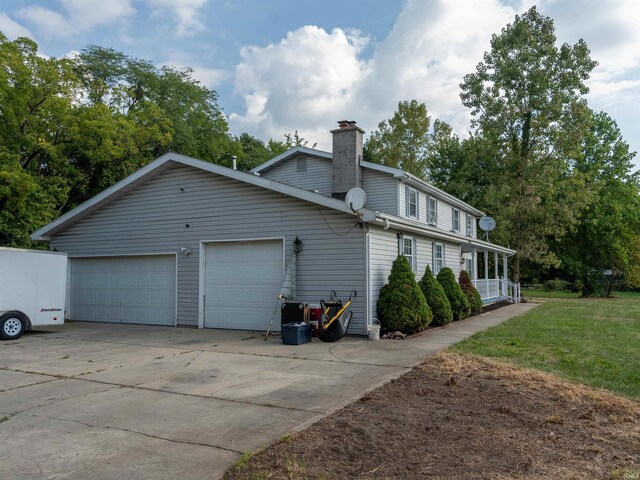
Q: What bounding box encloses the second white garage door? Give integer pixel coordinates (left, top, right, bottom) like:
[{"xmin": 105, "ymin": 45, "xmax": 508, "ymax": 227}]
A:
[{"xmin": 204, "ymin": 239, "xmax": 284, "ymax": 330}]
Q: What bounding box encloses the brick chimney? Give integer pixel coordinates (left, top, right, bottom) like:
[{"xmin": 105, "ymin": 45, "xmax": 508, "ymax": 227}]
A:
[{"xmin": 330, "ymin": 120, "xmax": 364, "ymax": 199}]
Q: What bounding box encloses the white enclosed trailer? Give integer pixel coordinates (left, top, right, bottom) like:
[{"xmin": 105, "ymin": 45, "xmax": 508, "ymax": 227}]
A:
[{"xmin": 0, "ymin": 247, "xmax": 67, "ymax": 340}]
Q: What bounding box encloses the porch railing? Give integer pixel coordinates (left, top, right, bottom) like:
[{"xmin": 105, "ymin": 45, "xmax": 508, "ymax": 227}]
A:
[{"xmin": 472, "ymin": 278, "xmax": 520, "ymax": 304}]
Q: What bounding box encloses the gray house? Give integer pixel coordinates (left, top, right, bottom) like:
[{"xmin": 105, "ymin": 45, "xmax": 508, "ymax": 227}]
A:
[{"xmin": 32, "ymin": 121, "xmax": 517, "ymax": 336}]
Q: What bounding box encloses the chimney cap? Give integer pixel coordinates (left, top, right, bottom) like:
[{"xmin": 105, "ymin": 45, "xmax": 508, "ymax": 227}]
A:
[
  {"xmin": 337, "ymin": 120, "xmax": 357, "ymax": 128},
  {"xmin": 332, "ymin": 120, "xmax": 364, "ymax": 134}
]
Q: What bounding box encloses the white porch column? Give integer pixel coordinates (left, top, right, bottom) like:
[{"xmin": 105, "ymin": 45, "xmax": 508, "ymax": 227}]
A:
[
  {"xmin": 472, "ymin": 248, "xmax": 478, "ymax": 281},
  {"xmin": 503, "ymin": 253, "xmax": 508, "ymax": 298},
  {"xmin": 503, "ymin": 254, "xmax": 508, "ymax": 280},
  {"xmin": 484, "ymin": 250, "xmax": 489, "ymax": 280},
  {"xmin": 494, "ymin": 252, "xmax": 499, "ymax": 298}
]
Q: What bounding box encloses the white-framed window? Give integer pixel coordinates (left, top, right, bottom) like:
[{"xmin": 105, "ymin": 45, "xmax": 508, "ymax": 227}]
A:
[
  {"xmin": 433, "ymin": 242, "xmax": 445, "ymax": 275},
  {"xmin": 452, "ymin": 208, "xmax": 460, "ymax": 232},
  {"xmin": 466, "ymin": 214, "xmax": 473, "ymax": 237},
  {"xmin": 405, "ymin": 186, "xmax": 418, "ymax": 219},
  {"xmin": 466, "ymin": 258, "xmax": 473, "ymax": 275},
  {"xmin": 400, "ymin": 235, "xmax": 416, "ymax": 272},
  {"xmin": 427, "ymin": 196, "xmax": 437, "ymax": 225}
]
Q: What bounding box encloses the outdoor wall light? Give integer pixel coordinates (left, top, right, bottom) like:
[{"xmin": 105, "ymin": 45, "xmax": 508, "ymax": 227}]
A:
[
  {"xmin": 293, "ymin": 237, "xmax": 303, "ymax": 254},
  {"xmin": 179, "ymin": 246, "xmax": 191, "ymax": 256}
]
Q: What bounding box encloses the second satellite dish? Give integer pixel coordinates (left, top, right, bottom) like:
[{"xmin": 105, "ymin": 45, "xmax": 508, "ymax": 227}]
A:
[
  {"xmin": 479, "ymin": 216, "xmax": 496, "ymax": 232},
  {"xmin": 345, "ymin": 187, "xmax": 367, "ymax": 212}
]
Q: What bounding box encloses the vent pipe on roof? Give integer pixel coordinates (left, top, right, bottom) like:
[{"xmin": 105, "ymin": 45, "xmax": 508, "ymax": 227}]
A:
[
  {"xmin": 330, "ymin": 120, "xmax": 364, "ymax": 200},
  {"xmin": 231, "ymin": 155, "xmax": 237, "ymax": 170}
]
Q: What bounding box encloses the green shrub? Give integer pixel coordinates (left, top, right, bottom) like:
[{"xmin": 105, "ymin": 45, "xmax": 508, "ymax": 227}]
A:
[
  {"xmin": 436, "ymin": 267, "xmax": 471, "ymax": 321},
  {"xmin": 543, "ymin": 278, "xmax": 569, "ymax": 291},
  {"xmin": 458, "ymin": 270, "xmax": 483, "ymax": 315},
  {"xmin": 418, "ymin": 265, "xmax": 453, "ymax": 326},
  {"xmin": 377, "ymin": 255, "xmax": 432, "ymax": 334}
]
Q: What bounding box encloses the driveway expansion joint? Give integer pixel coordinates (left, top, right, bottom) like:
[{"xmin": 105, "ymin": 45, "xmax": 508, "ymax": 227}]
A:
[{"xmin": 27, "ymin": 413, "xmax": 243, "ymax": 455}]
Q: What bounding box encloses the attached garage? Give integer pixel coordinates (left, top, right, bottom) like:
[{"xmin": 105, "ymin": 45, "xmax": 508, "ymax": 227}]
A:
[
  {"xmin": 69, "ymin": 255, "xmax": 176, "ymax": 326},
  {"xmin": 203, "ymin": 239, "xmax": 284, "ymax": 331}
]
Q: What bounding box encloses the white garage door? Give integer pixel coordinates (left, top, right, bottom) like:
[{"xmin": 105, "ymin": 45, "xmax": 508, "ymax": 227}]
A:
[
  {"xmin": 204, "ymin": 239, "xmax": 284, "ymax": 330},
  {"xmin": 69, "ymin": 255, "xmax": 176, "ymax": 326}
]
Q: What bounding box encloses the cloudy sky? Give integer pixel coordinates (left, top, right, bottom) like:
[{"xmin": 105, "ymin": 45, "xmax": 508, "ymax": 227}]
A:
[{"xmin": 1, "ymin": 0, "xmax": 639, "ymax": 169}]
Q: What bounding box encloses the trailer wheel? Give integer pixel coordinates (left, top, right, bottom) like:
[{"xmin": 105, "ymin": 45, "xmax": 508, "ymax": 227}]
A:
[{"xmin": 0, "ymin": 312, "xmax": 27, "ymax": 340}]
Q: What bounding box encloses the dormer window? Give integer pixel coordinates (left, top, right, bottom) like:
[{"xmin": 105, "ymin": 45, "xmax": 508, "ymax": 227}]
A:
[
  {"xmin": 427, "ymin": 197, "xmax": 437, "ymax": 225},
  {"xmin": 466, "ymin": 214, "xmax": 473, "ymax": 237},
  {"xmin": 405, "ymin": 187, "xmax": 418, "ymax": 219},
  {"xmin": 296, "ymin": 157, "xmax": 307, "ymax": 172},
  {"xmin": 452, "ymin": 208, "xmax": 460, "ymax": 232}
]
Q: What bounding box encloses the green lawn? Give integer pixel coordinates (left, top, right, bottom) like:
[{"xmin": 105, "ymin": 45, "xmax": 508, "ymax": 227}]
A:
[
  {"xmin": 522, "ymin": 289, "xmax": 640, "ymax": 300},
  {"xmin": 453, "ymin": 295, "xmax": 640, "ymax": 399}
]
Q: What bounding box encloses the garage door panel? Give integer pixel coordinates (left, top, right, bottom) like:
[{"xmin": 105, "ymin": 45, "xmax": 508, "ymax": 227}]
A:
[
  {"xmin": 205, "ymin": 240, "xmax": 283, "ymax": 331},
  {"xmin": 70, "ymin": 256, "xmax": 175, "ymax": 326}
]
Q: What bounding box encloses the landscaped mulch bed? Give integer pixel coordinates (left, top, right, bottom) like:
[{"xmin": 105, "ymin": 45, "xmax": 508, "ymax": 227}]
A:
[{"xmin": 225, "ymin": 351, "xmax": 640, "ymax": 480}]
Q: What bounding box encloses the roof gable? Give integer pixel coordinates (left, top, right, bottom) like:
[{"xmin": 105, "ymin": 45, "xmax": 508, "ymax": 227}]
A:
[
  {"xmin": 250, "ymin": 146, "xmax": 332, "ymax": 174},
  {"xmin": 31, "ymin": 152, "xmax": 362, "ymax": 241}
]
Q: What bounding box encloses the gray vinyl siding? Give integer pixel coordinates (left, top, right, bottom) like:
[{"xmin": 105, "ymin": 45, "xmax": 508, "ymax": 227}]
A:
[
  {"xmin": 368, "ymin": 226, "xmax": 462, "ymax": 325},
  {"xmin": 362, "ymin": 169, "xmax": 399, "ymax": 215},
  {"xmin": 50, "ymin": 164, "xmax": 367, "ymax": 334},
  {"xmin": 368, "ymin": 227, "xmax": 398, "ymax": 325},
  {"xmin": 259, "ymin": 155, "xmax": 333, "ymax": 196},
  {"xmin": 398, "ymin": 181, "xmax": 478, "ymax": 238}
]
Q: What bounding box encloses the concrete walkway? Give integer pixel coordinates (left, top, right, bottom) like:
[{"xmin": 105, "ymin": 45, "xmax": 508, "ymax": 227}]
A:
[{"xmin": 0, "ymin": 303, "xmax": 537, "ymax": 479}]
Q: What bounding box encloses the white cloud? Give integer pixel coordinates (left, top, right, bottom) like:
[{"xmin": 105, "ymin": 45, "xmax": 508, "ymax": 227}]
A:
[
  {"xmin": 62, "ymin": 0, "xmax": 135, "ymax": 30},
  {"xmin": 0, "ymin": 12, "xmax": 33, "ymax": 40},
  {"xmin": 228, "ymin": 0, "xmax": 524, "ymax": 148},
  {"xmin": 16, "ymin": 0, "xmax": 134, "ymax": 38},
  {"xmin": 228, "ymin": 0, "xmax": 640, "ymax": 169},
  {"xmin": 230, "ymin": 25, "xmax": 370, "ymax": 146},
  {"xmin": 145, "ymin": 0, "xmax": 209, "ymax": 36},
  {"xmin": 16, "ymin": 6, "xmax": 69, "ymax": 38}
]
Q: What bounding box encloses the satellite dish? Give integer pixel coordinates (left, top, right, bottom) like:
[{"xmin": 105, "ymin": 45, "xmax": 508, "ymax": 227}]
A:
[
  {"xmin": 345, "ymin": 187, "xmax": 366, "ymax": 212},
  {"xmin": 479, "ymin": 216, "xmax": 496, "ymax": 232}
]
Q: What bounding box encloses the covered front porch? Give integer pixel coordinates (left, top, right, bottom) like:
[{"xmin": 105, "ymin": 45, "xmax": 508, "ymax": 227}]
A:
[{"xmin": 462, "ymin": 245, "xmax": 520, "ymax": 304}]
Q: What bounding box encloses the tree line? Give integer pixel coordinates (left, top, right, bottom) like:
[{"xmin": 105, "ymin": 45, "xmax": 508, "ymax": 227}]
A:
[
  {"xmin": 1, "ymin": 7, "xmax": 638, "ymax": 296},
  {"xmin": 0, "ymin": 35, "xmax": 305, "ymax": 248},
  {"xmin": 365, "ymin": 8, "xmax": 640, "ymax": 297}
]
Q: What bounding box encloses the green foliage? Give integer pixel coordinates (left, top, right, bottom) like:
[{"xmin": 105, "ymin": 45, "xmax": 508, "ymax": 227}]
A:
[
  {"xmin": 377, "ymin": 256, "xmax": 432, "ymax": 334},
  {"xmin": 436, "ymin": 267, "xmax": 471, "ymax": 321},
  {"xmin": 459, "ymin": 7, "xmax": 598, "ymax": 281},
  {"xmin": 543, "ymin": 278, "xmax": 569, "ymax": 292},
  {"xmin": 458, "ymin": 270, "xmax": 483, "ymax": 315},
  {"xmin": 418, "ymin": 265, "xmax": 453, "ymax": 326},
  {"xmin": 0, "ymin": 35, "xmax": 287, "ymax": 248},
  {"xmin": 365, "ymin": 100, "xmax": 439, "ymax": 178},
  {"xmin": 556, "ymin": 110, "xmax": 640, "ymax": 297}
]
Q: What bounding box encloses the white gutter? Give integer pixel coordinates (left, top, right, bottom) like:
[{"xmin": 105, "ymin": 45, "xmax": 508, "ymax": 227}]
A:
[{"xmin": 362, "ymin": 211, "xmax": 516, "ymax": 255}]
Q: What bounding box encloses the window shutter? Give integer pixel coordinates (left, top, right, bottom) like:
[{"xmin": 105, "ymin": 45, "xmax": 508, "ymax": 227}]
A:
[
  {"xmin": 432, "ymin": 241, "xmax": 435, "ymax": 272},
  {"xmin": 405, "ymin": 186, "xmax": 410, "ymax": 216},
  {"xmin": 442, "ymin": 244, "xmax": 446, "ymax": 267},
  {"xmin": 416, "ymin": 192, "xmax": 419, "ymax": 220},
  {"xmin": 414, "ymin": 238, "xmax": 418, "ymax": 273}
]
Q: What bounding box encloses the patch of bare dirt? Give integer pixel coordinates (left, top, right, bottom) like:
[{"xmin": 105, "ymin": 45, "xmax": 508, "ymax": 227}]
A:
[{"xmin": 224, "ymin": 352, "xmax": 640, "ymax": 480}]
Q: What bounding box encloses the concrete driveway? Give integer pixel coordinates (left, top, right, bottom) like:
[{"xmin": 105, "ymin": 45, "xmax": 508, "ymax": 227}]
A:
[{"xmin": 0, "ymin": 304, "xmax": 536, "ymax": 479}]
